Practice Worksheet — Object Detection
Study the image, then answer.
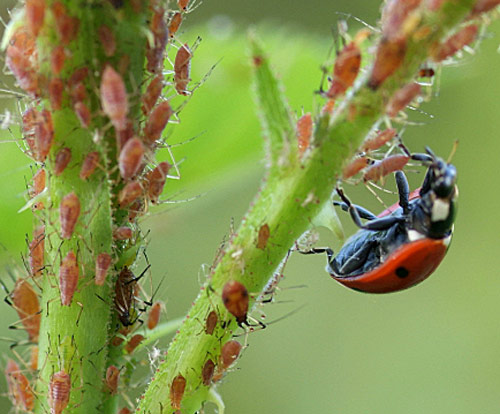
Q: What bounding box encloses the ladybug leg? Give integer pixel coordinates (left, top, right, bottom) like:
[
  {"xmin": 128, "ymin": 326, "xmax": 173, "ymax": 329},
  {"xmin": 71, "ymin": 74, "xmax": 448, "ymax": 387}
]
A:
[
  {"xmin": 337, "ymin": 240, "xmax": 376, "ymax": 275},
  {"xmin": 336, "ymin": 187, "xmax": 404, "ymax": 231},
  {"xmin": 395, "ymin": 171, "xmax": 410, "ymax": 214},
  {"xmin": 333, "ymin": 201, "xmax": 377, "ymax": 220}
]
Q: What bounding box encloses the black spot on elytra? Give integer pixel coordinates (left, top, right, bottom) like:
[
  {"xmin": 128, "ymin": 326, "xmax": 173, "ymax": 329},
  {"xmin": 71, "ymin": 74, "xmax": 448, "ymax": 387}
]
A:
[{"xmin": 395, "ymin": 267, "xmax": 409, "ymax": 278}]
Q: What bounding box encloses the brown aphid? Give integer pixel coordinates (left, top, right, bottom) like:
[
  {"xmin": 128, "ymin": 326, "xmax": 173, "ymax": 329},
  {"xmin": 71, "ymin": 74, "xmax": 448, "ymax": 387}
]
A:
[
  {"xmin": 54, "ymin": 147, "xmax": 72, "ymax": 176},
  {"xmin": 174, "ymin": 44, "xmax": 192, "ymax": 95},
  {"xmin": 48, "ymin": 370, "xmax": 71, "ymax": 414},
  {"xmin": 118, "ymin": 408, "xmax": 132, "ymax": 414},
  {"xmin": 256, "ymin": 224, "xmax": 270, "ymax": 250},
  {"xmin": 169, "ymin": 12, "xmax": 183, "ymax": 37},
  {"xmin": 147, "ymin": 301, "xmax": 162, "ymax": 330},
  {"xmin": 105, "ymin": 365, "xmax": 120, "ymax": 394},
  {"xmin": 381, "ymin": 0, "xmax": 422, "ymax": 40},
  {"xmin": 95, "ymin": 252, "xmax": 112, "ymax": 286},
  {"xmin": 100, "ymin": 65, "xmax": 129, "ymax": 131},
  {"xmin": 49, "ymin": 77, "xmax": 64, "ymax": 110},
  {"xmin": 51, "ymin": 1, "xmax": 79, "ymax": 45},
  {"xmin": 432, "ymin": 24, "xmax": 478, "ymax": 62},
  {"xmin": 59, "ymin": 250, "xmax": 79, "ymax": 306},
  {"xmin": 50, "ymin": 46, "xmax": 66, "ymax": 75},
  {"xmin": 60, "ymin": 192, "xmax": 80, "ymax": 239},
  {"xmin": 70, "ymin": 82, "xmax": 87, "ymax": 105},
  {"xmin": 34, "ymin": 109, "xmax": 54, "ymax": 161},
  {"xmin": 363, "ymin": 154, "xmax": 410, "ymax": 182},
  {"xmin": 170, "ymin": 374, "xmax": 186, "ymax": 410},
  {"xmin": 30, "ymin": 345, "xmax": 39, "ymax": 370},
  {"xmin": 6, "ymin": 28, "xmax": 39, "ymax": 95},
  {"xmin": 125, "ymin": 334, "xmax": 144, "ymax": 354},
  {"xmin": 222, "ymin": 280, "xmax": 249, "ymax": 325},
  {"xmin": 296, "ymin": 113, "xmax": 312, "ymax": 155},
  {"xmin": 113, "ymin": 226, "xmax": 133, "ymax": 240},
  {"xmin": 470, "ymin": 0, "xmax": 500, "ymax": 15},
  {"xmin": 74, "ymin": 102, "xmax": 91, "ymax": 129},
  {"xmin": 12, "ymin": 278, "xmax": 40, "ymax": 342},
  {"xmin": 205, "ymin": 310, "xmax": 218, "ymax": 335},
  {"xmin": 115, "ymin": 119, "xmax": 134, "ymax": 151},
  {"xmin": 202, "ymin": 359, "xmax": 215, "ymax": 386},
  {"xmin": 26, "ymin": 0, "xmax": 46, "ymax": 37},
  {"xmin": 128, "ymin": 198, "xmax": 145, "ymax": 221},
  {"xmin": 146, "ymin": 7, "xmax": 168, "ymax": 73},
  {"xmin": 213, "ymin": 340, "xmax": 242, "ymax": 382},
  {"xmin": 142, "ymin": 75, "xmax": 163, "ymax": 115},
  {"xmin": 79, "ymin": 151, "xmax": 99, "ymax": 180},
  {"xmin": 98, "ymin": 25, "xmax": 116, "ymax": 57},
  {"xmin": 326, "ymin": 41, "xmax": 361, "ymax": 99},
  {"xmin": 145, "ymin": 162, "xmax": 171, "ymax": 203},
  {"xmin": 68, "ymin": 67, "xmax": 88, "ymax": 86},
  {"xmin": 31, "ymin": 168, "xmax": 46, "ymax": 199},
  {"xmin": 5, "ymin": 359, "xmax": 35, "ymax": 411},
  {"xmin": 119, "ymin": 137, "xmax": 144, "ymax": 180},
  {"xmin": 386, "ymin": 82, "xmax": 421, "ymax": 117},
  {"xmin": 118, "ymin": 181, "xmax": 143, "ymax": 208},
  {"xmin": 342, "ymin": 156, "xmax": 369, "ymax": 179},
  {"xmin": 368, "ymin": 37, "xmax": 406, "ymax": 90},
  {"xmin": 361, "ymin": 128, "xmax": 397, "ymax": 152},
  {"xmin": 144, "ymin": 101, "xmax": 173, "ymax": 144},
  {"xmin": 178, "ymin": 0, "xmax": 190, "ymax": 10},
  {"xmin": 115, "ymin": 266, "xmax": 145, "ymax": 326},
  {"xmin": 29, "ymin": 226, "xmax": 45, "ymax": 276},
  {"xmin": 321, "ymin": 99, "xmax": 336, "ymax": 115}
]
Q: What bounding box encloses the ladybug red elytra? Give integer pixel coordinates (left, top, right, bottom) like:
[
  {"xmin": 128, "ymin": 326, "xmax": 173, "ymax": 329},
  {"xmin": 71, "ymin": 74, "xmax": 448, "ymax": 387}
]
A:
[{"xmin": 303, "ymin": 148, "xmax": 457, "ymax": 293}]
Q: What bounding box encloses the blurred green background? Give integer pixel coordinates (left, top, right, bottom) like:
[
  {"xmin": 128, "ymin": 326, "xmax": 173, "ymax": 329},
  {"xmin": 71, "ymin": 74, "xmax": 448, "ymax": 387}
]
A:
[{"xmin": 1, "ymin": 1, "xmax": 500, "ymax": 413}]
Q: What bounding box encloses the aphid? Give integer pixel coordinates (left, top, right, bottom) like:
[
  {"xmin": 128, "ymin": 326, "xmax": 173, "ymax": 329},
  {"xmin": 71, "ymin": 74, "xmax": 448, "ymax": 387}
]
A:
[
  {"xmin": 30, "ymin": 345, "xmax": 39, "ymax": 370},
  {"xmin": 114, "ymin": 266, "xmax": 149, "ymax": 326},
  {"xmin": 386, "ymin": 82, "xmax": 421, "ymax": 117},
  {"xmin": 342, "ymin": 156, "xmax": 369, "ymax": 179},
  {"xmin": 144, "ymin": 101, "xmax": 173, "ymax": 144},
  {"xmin": 168, "ymin": 12, "xmax": 183, "ymax": 37},
  {"xmin": 60, "ymin": 192, "xmax": 80, "ymax": 239},
  {"xmin": 368, "ymin": 37, "xmax": 406, "ymax": 90},
  {"xmin": 79, "ymin": 151, "xmax": 99, "ymax": 180},
  {"xmin": 49, "ymin": 78, "xmax": 64, "ymax": 110},
  {"xmin": 432, "ymin": 24, "xmax": 478, "ymax": 62},
  {"xmin": 174, "ymin": 44, "xmax": 192, "ymax": 95},
  {"xmin": 205, "ymin": 310, "xmax": 218, "ymax": 335},
  {"xmin": 98, "ymin": 25, "xmax": 116, "ymax": 57},
  {"xmin": 118, "ymin": 408, "xmax": 132, "ymax": 414},
  {"xmin": 361, "ymin": 128, "xmax": 397, "ymax": 152},
  {"xmin": 105, "ymin": 365, "xmax": 120, "ymax": 394},
  {"xmin": 70, "ymin": 82, "xmax": 87, "ymax": 104},
  {"xmin": 128, "ymin": 199, "xmax": 145, "ymax": 221},
  {"xmin": 34, "ymin": 109, "xmax": 54, "ymax": 161},
  {"xmin": 68, "ymin": 67, "xmax": 88, "ymax": 86},
  {"xmin": 118, "ymin": 181, "xmax": 143, "ymax": 208},
  {"xmin": 146, "ymin": 7, "xmax": 168, "ymax": 73},
  {"xmin": 145, "ymin": 162, "xmax": 170, "ymax": 202},
  {"xmin": 51, "ymin": 46, "xmax": 66, "ymax": 75},
  {"xmin": 31, "ymin": 168, "xmax": 46, "ymax": 205},
  {"xmin": 54, "ymin": 147, "xmax": 72, "ymax": 176},
  {"xmin": 95, "ymin": 252, "xmax": 112, "ymax": 286},
  {"xmin": 426, "ymin": 0, "xmax": 446, "ymax": 11},
  {"xmin": 222, "ymin": 280, "xmax": 249, "ymax": 325},
  {"xmin": 51, "ymin": 1, "xmax": 79, "ymax": 45},
  {"xmin": 113, "ymin": 226, "xmax": 133, "ymax": 240},
  {"xmin": 25, "ymin": 0, "xmax": 46, "ymax": 37},
  {"xmin": 74, "ymin": 102, "xmax": 91, "ymax": 129},
  {"xmin": 48, "ymin": 370, "xmax": 71, "ymax": 414},
  {"xmin": 100, "ymin": 65, "xmax": 129, "ymax": 131},
  {"xmin": 147, "ymin": 301, "xmax": 162, "ymax": 330},
  {"xmin": 59, "ymin": 250, "xmax": 79, "ymax": 306},
  {"xmin": 125, "ymin": 334, "xmax": 144, "ymax": 354},
  {"xmin": 296, "ymin": 113, "xmax": 312, "ymax": 155},
  {"xmin": 118, "ymin": 137, "xmax": 144, "ymax": 180},
  {"xmin": 362, "ymin": 154, "xmax": 410, "ymax": 182},
  {"xmin": 170, "ymin": 374, "xmax": 186, "ymax": 410},
  {"xmin": 29, "ymin": 226, "xmax": 45, "ymax": 276},
  {"xmin": 11, "ymin": 278, "xmax": 40, "ymax": 341},
  {"xmin": 142, "ymin": 75, "xmax": 164, "ymax": 115},
  {"xmin": 178, "ymin": 0, "xmax": 190, "ymax": 10},
  {"xmin": 201, "ymin": 359, "xmax": 215, "ymax": 386},
  {"xmin": 321, "ymin": 99, "xmax": 336, "ymax": 115},
  {"xmin": 381, "ymin": 0, "xmax": 422, "ymax": 40},
  {"xmin": 470, "ymin": 0, "xmax": 500, "ymax": 15},
  {"xmin": 304, "ymin": 148, "xmax": 457, "ymax": 293},
  {"xmin": 326, "ymin": 41, "xmax": 361, "ymax": 99},
  {"xmin": 5, "ymin": 359, "xmax": 35, "ymax": 411},
  {"xmin": 6, "ymin": 28, "xmax": 39, "ymax": 95},
  {"xmin": 213, "ymin": 340, "xmax": 242, "ymax": 382},
  {"xmin": 256, "ymin": 224, "xmax": 270, "ymax": 250}
]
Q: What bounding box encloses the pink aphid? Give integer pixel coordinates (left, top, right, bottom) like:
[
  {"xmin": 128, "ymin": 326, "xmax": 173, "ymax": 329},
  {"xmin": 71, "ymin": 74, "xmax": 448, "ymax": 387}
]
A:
[
  {"xmin": 51, "ymin": 1, "xmax": 79, "ymax": 45},
  {"xmin": 25, "ymin": 0, "xmax": 46, "ymax": 37},
  {"xmin": 105, "ymin": 365, "xmax": 120, "ymax": 394},
  {"xmin": 49, "ymin": 78, "xmax": 64, "ymax": 110},
  {"xmin": 145, "ymin": 162, "xmax": 171, "ymax": 202},
  {"xmin": 432, "ymin": 24, "xmax": 478, "ymax": 62},
  {"xmin": 29, "ymin": 226, "xmax": 45, "ymax": 276},
  {"xmin": 142, "ymin": 75, "xmax": 163, "ymax": 115},
  {"xmin": 147, "ymin": 301, "xmax": 162, "ymax": 330},
  {"xmin": 95, "ymin": 252, "xmax": 112, "ymax": 286},
  {"xmin": 5, "ymin": 359, "xmax": 35, "ymax": 411},
  {"xmin": 98, "ymin": 25, "xmax": 116, "ymax": 57},
  {"xmin": 60, "ymin": 192, "xmax": 80, "ymax": 239},
  {"xmin": 368, "ymin": 37, "xmax": 406, "ymax": 90},
  {"xmin": 470, "ymin": 0, "xmax": 500, "ymax": 15},
  {"xmin": 34, "ymin": 109, "xmax": 55, "ymax": 161},
  {"xmin": 54, "ymin": 147, "xmax": 72, "ymax": 176},
  {"xmin": 361, "ymin": 128, "xmax": 397, "ymax": 152},
  {"xmin": 386, "ymin": 82, "xmax": 421, "ymax": 117},
  {"xmin": 6, "ymin": 28, "xmax": 39, "ymax": 95},
  {"xmin": 51, "ymin": 46, "xmax": 66, "ymax": 75},
  {"xmin": 113, "ymin": 226, "xmax": 133, "ymax": 240},
  {"xmin": 31, "ymin": 168, "xmax": 46, "ymax": 210},
  {"xmin": 381, "ymin": 0, "xmax": 422, "ymax": 40},
  {"xmin": 168, "ymin": 12, "xmax": 183, "ymax": 37},
  {"xmin": 125, "ymin": 334, "xmax": 144, "ymax": 354},
  {"xmin": 296, "ymin": 113, "xmax": 312, "ymax": 155},
  {"xmin": 100, "ymin": 65, "xmax": 129, "ymax": 131},
  {"xmin": 170, "ymin": 374, "xmax": 186, "ymax": 410},
  {"xmin": 48, "ymin": 370, "xmax": 71, "ymax": 414},
  {"xmin": 74, "ymin": 102, "xmax": 92, "ymax": 128},
  {"xmin": 174, "ymin": 44, "xmax": 192, "ymax": 95},
  {"xmin": 59, "ymin": 251, "xmax": 79, "ymax": 306},
  {"xmin": 80, "ymin": 151, "xmax": 99, "ymax": 180},
  {"xmin": 119, "ymin": 137, "xmax": 144, "ymax": 180},
  {"xmin": 178, "ymin": 0, "xmax": 190, "ymax": 10},
  {"xmin": 118, "ymin": 180, "xmax": 143, "ymax": 208},
  {"xmin": 363, "ymin": 154, "xmax": 410, "ymax": 182},
  {"xmin": 144, "ymin": 101, "xmax": 173, "ymax": 144},
  {"xmin": 342, "ymin": 156, "xmax": 369, "ymax": 179}
]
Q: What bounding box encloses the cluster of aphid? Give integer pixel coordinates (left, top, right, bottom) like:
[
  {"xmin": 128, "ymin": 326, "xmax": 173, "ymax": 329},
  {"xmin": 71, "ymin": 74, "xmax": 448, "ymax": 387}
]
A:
[{"xmin": 3, "ymin": 0, "xmax": 199, "ymax": 412}]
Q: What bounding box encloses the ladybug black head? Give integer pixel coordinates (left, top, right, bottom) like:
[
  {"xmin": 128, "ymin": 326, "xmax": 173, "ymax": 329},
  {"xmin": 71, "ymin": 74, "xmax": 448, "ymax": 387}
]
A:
[{"xmin": 419, "ymin": 148, "xmax": 457, "ymax": 199}]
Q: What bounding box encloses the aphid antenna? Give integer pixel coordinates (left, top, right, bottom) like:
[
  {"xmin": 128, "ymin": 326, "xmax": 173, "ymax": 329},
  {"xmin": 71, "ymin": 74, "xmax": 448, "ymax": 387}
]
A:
[
  {"xmin": 334, "ymin": 12, "xmax": 379, "ymax": 33},
  {"xmin": 154, "ymin": 190, "xmax": 208, "ymax": 208},
  {"xmin": 364, "ymin": 183, "xmax": 390, "ymax": 209},
  {"xmin": 367, "ymin": 180, "xmax": 398, "ymax": 196}
]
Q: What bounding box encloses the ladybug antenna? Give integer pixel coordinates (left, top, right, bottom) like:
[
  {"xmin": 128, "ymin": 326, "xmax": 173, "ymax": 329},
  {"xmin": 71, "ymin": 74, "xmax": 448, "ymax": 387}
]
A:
[
  {"xmin": 424, "ymin": 146, "xmax": 436, "ymax": 160},
  {"xmin": 447, "ymin": 140, "xmax": 459, "ymax": 164}
]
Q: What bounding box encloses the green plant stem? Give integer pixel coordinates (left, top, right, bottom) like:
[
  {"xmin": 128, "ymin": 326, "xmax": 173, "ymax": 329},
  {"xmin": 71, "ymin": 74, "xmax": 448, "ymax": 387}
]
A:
[{"xmin": 137, "ymin": 1, "xmax": 482, "ymax": 413}]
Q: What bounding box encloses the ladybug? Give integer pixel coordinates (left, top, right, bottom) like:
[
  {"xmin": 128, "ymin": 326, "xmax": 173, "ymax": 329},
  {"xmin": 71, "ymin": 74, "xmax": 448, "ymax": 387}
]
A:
[{"xmin": 304, "ymin": 148, "xmax": 457, "ymax": 293}]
